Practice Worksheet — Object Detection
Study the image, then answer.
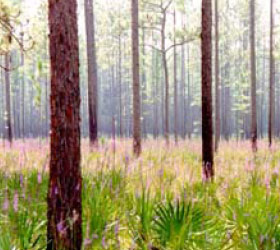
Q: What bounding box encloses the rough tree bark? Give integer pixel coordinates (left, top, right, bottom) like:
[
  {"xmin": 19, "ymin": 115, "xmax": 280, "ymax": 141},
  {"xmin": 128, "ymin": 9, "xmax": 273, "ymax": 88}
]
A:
[
  {"xmin": 268, "ymin": 0, "xmax": 275, "ymax": 148},
  {"xmin": 250, "ymin": 0, "xmax": 257, "ymax": 152},
  {"xmin": 214, "ymin": 0, "xmax": 220, "ymax": 152},
  {"xmin": 201, "ymin": 0, "xmax": 214, "ymax": 180},
  {"xmin": 47, "ymin": 0, "xmax": 82, "ymax": 249},
  {"xmin": 132, "ymin": 0, "xmax": 142, "ymax": 156},
  {"xmin": 85, "ymin": 0, "xmax": 98, "ymax": 147}
]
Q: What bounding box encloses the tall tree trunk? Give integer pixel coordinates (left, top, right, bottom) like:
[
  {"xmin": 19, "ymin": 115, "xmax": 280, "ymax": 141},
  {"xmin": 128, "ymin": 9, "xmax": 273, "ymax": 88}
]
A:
[
  {"xmin": 268, "ymin": 0, "xmax": 275, "ymax": 147},
  {"xmin": 47, "ymin": 0, "xmax": 82, "ymax": 249},
  {"xmin": 161, "ymin": 11, "xmax": 169, "ymax": 145},
  {"xmin": 181, "ymin": 42, "xmax": 186, "ymax": 139},
  {"xmin": 4, "ymin": 53, "xmax": 12, "ymax": 146},
  {"xmin": 201, "ymin": 0, "xmax": 214, "ymax": 180},
  {"xmin": 132, "ymin": 0, "xmax": 141, "ymax": 156},
  {"xmin": 30, "ymin": 63, "xmax": 34, "ymax": 137},
  {"xmin": 152, "ymin": 33, "xmax": 159, "ymax": 139},
  {"xmin": 118, "ymin": 8, "xmax": 123, "ymax": 138},
  {"xmin": 85, "ymin": 0, "xmax": 98, "ymax": 147},
  {"xmin": 187, "ymin": 44, "xmax": 192, "ymax": 139},
  {"xmin": 20, "ymin": 29, "xmax": 25, "ymax": 141},
  {"xmin": 141, "ymin": 29, "xmax": 147, "ymax": 138},
  {"xmin": 250, "ymin": 0, "xmax": 257, "ymax": 152},
  {"xmin": 118, "ymin": 36, "xmax": 123, "ymax": 137},
  {"xmin": 214, "ymin": 0, "xmax": 220, "ymax": 152},
  {"xmin": 173, "ymin": 9, "xmax": 178, "ymax": 144},
  {"xmin": 260, "ymin": 40, "xmax": 265, "ymax": 139}
]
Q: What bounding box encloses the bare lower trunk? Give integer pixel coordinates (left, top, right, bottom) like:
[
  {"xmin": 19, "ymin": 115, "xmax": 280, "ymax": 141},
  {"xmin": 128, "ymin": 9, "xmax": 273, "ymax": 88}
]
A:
[
  {"xmin": 132, "ymin": 0, "xmax": 141, "ymax": 156},
  {"xmin": 250, "ymin": 0, "xmax": 257, "ymax": 152},
  {"xmin": 47, "ymin": 0, "xmax": 82, "ymax": 249},
  {"xmin": 85, "ymin": 0, "xmax": 98, "ymax": 147},
  {"xmin": 201, "ymin": 0, "xmax": 214, "ymax": 180},
  {"xmin": 268, "ymin": 0, "xmax": 275, "ymax": 148}
]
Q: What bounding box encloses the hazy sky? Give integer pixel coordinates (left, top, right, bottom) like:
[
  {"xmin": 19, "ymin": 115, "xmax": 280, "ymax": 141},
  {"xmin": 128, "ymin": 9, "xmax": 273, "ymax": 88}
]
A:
[{"xmin": 22, "ymin": 0, "xmax": 274, "ymax": 36}]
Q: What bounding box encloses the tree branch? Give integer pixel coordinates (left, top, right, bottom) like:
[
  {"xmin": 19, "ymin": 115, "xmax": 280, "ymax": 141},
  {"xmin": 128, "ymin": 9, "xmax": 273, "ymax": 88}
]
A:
[{"xmin": 165, "ymin": 36, "xmax": 198, "ymax": 53}]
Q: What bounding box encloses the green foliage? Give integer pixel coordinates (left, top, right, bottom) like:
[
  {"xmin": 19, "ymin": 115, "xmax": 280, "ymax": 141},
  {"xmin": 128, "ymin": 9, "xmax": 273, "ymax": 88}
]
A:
[
  {"xmin": 128, "ymin": 190, "xmax": 155, "ymax": 248},
  {"xmin": 2, "ymin": 141, "xmax": 280, "ymax": 249},
  {"xmin": 223, "ymin": 186, "xmax": 280, "ymax": 250},
  {"xmin": 153, "ymin": 200, "xmax": 205, "ymax": 250}
]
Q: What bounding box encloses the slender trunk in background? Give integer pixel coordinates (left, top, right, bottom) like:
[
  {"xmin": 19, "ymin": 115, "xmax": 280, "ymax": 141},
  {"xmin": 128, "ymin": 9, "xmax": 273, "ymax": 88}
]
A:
[
  {"xmin": 47, "ymin": 0, "xmax": 82, "ymax": 249},
  {"xmin": 12, "ymin": 55, "xmax": 18, "ymax": 138},
  {"xmin": 118, "ymin": 9, "xmax": 123, "ymax": 137},
  {"xmin": 161, "ymin": 11, "xmax": 169, "ymax": 145},
  {"xmin": 260, "ymin": 40, "xmax": 265, "ymax": 139},
  {"xmin": 161, "ymin": 71, "xmax": 165, "ymax": 136},
  {"xmin": 141, "ymin": 29, "xmax": 147, "ymax": 138},
  {"xmin": 118, "ymin": 45, "xmax": 123, "ymax": 137},
  {"xmin": 85, "ymin": 0, "xmax": 98, "ymax": 147},
  {"xmin": 152, "ymin": 33, "xmax": 158, "ymax": 139},
  {"xmin": 173, "ymin": 9, "xmax": 178, "ymax": 145},
  {"xmin": 181, "ymin": 42, "xmax": 186, "ymax": 139},
  {"xmin": 20, "ymin": 29, "xmax": 25, "ymax": 141},
  {"xmin": 155, "ymin": 48, "xmax": 160, "ymax": 138},
  {"xmin": 155, "ymin": 61, "xmax": 159, "ymax": 138},
  {"xmin": 132, "ymin": 0, "xmax": 142, "ymax": 156},
  {"xmin": 214, "ymin": 0, "xmax": 220, "ymax": 152},
  {"xmin": 4, "ymin": 53, "xmax": 13, "ymax": 146},
  {"xmin": 250, "ymin": 0, "xmax": 257, "ymax": 152},
  {"xmin": 30, "ymin": 63, "xmax": 35, "ymax": 137},
  {"xmin": 268, "ymin": 0, "xmax": 275, "ymax": 148},
  {"xmin": 187, "ymin": 44, "xmax": 192, "ymax": 139},
  {"xmin": 201, "ymin": 0, "xmax": 214, "ymax": 180}
]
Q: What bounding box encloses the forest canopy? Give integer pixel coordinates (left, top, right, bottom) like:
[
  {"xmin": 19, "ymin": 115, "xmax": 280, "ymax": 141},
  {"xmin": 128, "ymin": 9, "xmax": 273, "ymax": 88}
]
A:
[{"xmin": 1, "ymin": 0, "xmax": 280, "ymax": 249}]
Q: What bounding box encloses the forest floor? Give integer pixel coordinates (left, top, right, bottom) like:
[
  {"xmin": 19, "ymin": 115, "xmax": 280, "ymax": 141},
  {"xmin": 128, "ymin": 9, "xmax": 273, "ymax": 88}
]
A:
[{"xmin": 0, "ymin": 139, "xmax": 280, "ymax": 250}]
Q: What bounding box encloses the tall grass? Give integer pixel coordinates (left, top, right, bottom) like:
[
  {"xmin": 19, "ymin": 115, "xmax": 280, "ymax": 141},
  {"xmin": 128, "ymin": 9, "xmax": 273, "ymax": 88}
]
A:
[{"xmin": 0, "ymin": 139, "xmax": 280, "ymax": 249}]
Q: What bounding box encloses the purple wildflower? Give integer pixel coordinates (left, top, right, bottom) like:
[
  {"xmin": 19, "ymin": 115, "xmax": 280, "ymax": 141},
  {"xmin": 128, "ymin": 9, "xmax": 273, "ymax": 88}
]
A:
[
  {"xmin": 37, "ymin": 172, "xmax": 42, "ymax": 184},
  {"xmin": 13, "ymin": 191, "xmax": 19, "ymax": 212},
  {"xmin": 2, "ymin": 193, "xmax": 9, "ymax": 211},
  {"xmin": 102, "ymin": 235, "xmax": 107, "ymax": 249}
]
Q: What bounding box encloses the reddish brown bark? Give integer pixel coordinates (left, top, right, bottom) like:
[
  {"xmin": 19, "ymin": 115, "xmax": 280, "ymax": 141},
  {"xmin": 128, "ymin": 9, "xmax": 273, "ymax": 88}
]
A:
[
  {"xmin": 47, "ymin": 0, "xmax": 82, "ymax": 249},
  {"xmin": 201, "ymin": 0, "xmax": 214, "ymax": 180},
  {"xmin": 132, "ymin": 0, "xmax": 142, "ymax": 156}
]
